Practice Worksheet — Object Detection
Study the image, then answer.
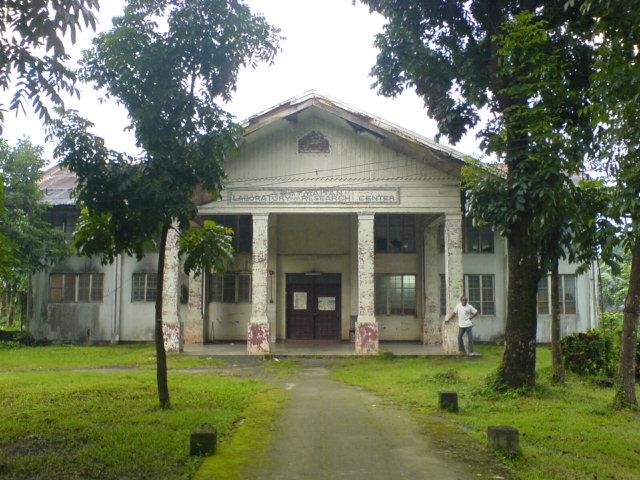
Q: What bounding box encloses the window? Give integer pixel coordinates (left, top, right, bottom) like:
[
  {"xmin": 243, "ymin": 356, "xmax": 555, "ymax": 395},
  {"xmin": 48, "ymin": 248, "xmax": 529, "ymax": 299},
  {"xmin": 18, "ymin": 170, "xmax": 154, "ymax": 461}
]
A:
[
  {"xmin": 132, "ymin": 273, "xmax": 157, "ymax": 302},
  {"xmin": 537, "ymin": 275, "xmax": 577, "ymax": 315},
  {"xmin": 208, "ymin": 273, "xmax": 251, "ymax": 303},
  {"xmin": 208, "ymin": 215, "xmax": 252, "ymax": 253},
  {"xmin": 464, "ymin": 216, "xmax": 494, "ymax": 253},
  {"xmin": 374, "ymin": 214, "xmax": 416, "ymax": 253},
  {"xmin": 50, "ymin": 273, "xmax": 103, "ymax": 302},
  {"xmin": 464, "ymin": 274, "xmax": 495, "ymax": 315},
  {"xmin": 537, "ymin": 277, "xmax": 550, "ymax": 314},
  {"xmin": 375, "ymin": 274, "xmax": 416, "ymax": 315}
]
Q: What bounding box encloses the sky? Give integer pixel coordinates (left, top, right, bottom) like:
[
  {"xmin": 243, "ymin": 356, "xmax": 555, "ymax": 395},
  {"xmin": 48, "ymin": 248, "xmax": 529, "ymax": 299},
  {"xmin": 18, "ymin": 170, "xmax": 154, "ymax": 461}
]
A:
[{"xmin": 2, "ymin": 0, "xmax": 486, "ymax": 165}]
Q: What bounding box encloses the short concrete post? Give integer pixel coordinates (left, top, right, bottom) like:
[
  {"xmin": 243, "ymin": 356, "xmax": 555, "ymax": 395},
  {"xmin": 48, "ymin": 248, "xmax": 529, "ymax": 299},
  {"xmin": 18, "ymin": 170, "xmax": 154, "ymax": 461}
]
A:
[
  {"xmin": 487, "ymin": 426, "xmax": 520, "ymax": 457},
  {"xmin": 438, "ymin": 391, "xmax": 459, "ymax": 412},
  {"xmin": 190, "ymin": 428, "xmax": 217, "ymax": 456}
]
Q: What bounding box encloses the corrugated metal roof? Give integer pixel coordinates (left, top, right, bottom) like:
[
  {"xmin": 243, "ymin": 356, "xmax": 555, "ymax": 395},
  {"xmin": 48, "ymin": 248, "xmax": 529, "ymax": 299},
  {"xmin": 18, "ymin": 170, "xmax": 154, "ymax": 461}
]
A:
[{"xmin": 39, "ymin": 165, "xmax": 77, "ymax": 206}]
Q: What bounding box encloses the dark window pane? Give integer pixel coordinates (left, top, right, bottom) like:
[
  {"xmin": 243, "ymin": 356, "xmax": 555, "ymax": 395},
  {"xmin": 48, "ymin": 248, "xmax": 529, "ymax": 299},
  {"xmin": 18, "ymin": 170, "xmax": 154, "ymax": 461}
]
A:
[
  {"xmin": 145, "ymin": 274, "xmax": 157, "ymax": 302},
  {"xmin": 209, "ymin": 275, "xmax": 223, "ymax": 302},
  {"xmin": 63, "ymin": 274, "xmax": 76, "ymax": 302},
  {"xmin": 50, "ymin": 274, "xmax": 63, "ymax": 302},
  {"xmin": 537, "ymin": 277, "xmax": 549, "ymax": 314},
  {"xmin": 238, "ymin": 274, "xmax": 251, "ymax": 303},
  {"xmin": 223, "ymin": 274, "xmax": 236, "ymax": 303},
  {"xmin": 78, "ymin": 274, "xmax": 91, "ymax": 302},
  {"xmin": 91, "ymin": 274, "xmax": 103, "ymax": 302}
]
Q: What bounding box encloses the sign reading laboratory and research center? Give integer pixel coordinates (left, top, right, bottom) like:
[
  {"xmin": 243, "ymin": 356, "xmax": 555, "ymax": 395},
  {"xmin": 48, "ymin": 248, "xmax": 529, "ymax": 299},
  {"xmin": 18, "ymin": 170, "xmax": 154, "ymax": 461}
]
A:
[{"xmin": 228, "ymin": 188, "xmax": 400, "ymax": 205}]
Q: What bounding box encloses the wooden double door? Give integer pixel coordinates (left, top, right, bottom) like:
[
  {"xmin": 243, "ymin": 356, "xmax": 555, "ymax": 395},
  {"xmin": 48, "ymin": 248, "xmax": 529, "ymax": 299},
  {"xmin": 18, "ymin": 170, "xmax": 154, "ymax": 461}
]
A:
[{"xmin": 286, "ymin": 274, "xmax": 341, "ymax": 340}]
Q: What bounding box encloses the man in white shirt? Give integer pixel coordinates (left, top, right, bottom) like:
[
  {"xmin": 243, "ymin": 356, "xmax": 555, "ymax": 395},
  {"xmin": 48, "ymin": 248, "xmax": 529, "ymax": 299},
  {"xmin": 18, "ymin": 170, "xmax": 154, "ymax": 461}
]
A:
[{"xmin": 445, "ymin": 296, "xmax": 479, "ymax": 356}]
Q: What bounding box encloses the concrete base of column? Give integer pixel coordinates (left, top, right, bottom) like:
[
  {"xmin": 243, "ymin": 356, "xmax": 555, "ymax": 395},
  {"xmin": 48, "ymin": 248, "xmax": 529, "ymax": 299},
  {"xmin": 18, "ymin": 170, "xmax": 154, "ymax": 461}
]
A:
[
  {"xmin": 247, "ymin": 319, "xmax": 271, "ymax": 354},
  {"xmin": 355, "ymin": 317, "xmax": 378, "ymax": 354},
  {"xmin": 442, "ymin": 321, "xmax": 459, "ymax": 354},
  {"xmin": 163, "ymin": 322, "xmax": 182, "ymax": 353}
]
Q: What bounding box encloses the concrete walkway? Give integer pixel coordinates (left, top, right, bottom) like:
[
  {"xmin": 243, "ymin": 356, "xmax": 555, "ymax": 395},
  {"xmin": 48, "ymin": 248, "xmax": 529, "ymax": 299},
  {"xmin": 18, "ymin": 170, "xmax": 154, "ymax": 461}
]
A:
[
  {"xmin": 242, "ymin": 362, "xmax": 509, "ymax": 480},
  {"xmin": 184, "ymin": 341, "xmax": 447, "ymax": 357}
]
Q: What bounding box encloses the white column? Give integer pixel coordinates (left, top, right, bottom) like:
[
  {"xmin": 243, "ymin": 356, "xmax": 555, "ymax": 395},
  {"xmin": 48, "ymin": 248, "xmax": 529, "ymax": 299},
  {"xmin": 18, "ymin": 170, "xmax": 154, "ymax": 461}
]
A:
[
  {"xmin": 355, "ymin": 213, "xmax": 378, "ymax": 354},
  {"xmin": 184, "ymin": 272, "xmax": 204, "ymax": 344},
  {"xmin": 162, "ymin": 226, "xmax": 182, "ymax": 353},
  {"xmin": 247, "ymin": 213, "xmax": 270, "ymax": 354},
  {"xmin": 423, "ymin": 220, "xmax": 441, "ymax": 343},
  {"xmin": 443, "ymin": 213, "xmax": 464, "ymax": 353}
]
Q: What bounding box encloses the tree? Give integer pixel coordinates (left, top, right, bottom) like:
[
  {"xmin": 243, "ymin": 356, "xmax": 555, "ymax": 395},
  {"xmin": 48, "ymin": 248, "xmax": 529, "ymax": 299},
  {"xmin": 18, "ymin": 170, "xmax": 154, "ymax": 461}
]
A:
[
  {"xmin": 0, "ymin": 1, "xmax": 100, "ymax": 130},
  {"xmin": 0, "ymin": 138, "xmax": 68, "ymax": 323},
  {"xmin": 361, "ymin": 1, "xmax": 595, "ymax": 389},
  {"xmin": 52, "ymin": 0, "xmax": 279, "ymax": 409},
  {"xmin": 576, "ymin": 0, "xmax": 640, "ymax": 407}
]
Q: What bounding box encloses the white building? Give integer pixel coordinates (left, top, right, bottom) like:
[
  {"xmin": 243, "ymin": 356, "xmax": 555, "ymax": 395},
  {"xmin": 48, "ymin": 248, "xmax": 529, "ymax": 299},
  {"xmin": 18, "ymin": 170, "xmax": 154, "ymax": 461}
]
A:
[{"xmin": 29, "ymin": 92, "xmax": 600, "ymax": 353}]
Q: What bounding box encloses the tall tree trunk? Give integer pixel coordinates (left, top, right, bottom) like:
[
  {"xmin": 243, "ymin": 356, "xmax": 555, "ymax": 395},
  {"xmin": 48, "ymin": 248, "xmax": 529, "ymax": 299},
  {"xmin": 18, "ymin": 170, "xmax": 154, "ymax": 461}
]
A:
[
  {"xmin": 155, "ymin": 223, "xmax": 171, "ymax": 410},
  {"xmin": 7, "ymin": 278, "xmax": 19, "ymax": 326},
  {"xmin": 501, "ymin": 219, "xmax": 540, "ymax": 389},
  {"xmin": 551, "ymin": 264, "xmax": 565, "ymax": 383},
  {"xmin": 614, "ymin": 235, "xmax": 640, "ymax": 408}
]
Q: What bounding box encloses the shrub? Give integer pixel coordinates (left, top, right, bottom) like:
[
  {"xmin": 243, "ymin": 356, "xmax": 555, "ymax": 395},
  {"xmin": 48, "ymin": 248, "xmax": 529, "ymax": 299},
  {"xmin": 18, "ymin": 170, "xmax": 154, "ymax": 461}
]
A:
[{"xmin": 561, "ymin": 329, "xmax": 615, "ymax": 377}]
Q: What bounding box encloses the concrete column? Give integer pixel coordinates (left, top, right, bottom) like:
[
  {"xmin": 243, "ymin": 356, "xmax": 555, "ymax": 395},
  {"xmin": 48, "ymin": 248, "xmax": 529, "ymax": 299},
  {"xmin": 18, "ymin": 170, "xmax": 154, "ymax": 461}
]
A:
[
  {"xmin": 162, "ymin": 226, "xmax": 182, "ymax": 353},
  {"xmin": 355, "ymin": 213, "xmax": 378, "ymax": 354},
  {"xmin": 423, "ymin": 220, "xmax": 441, "ymax": 344},
  {"xmin": 443, "ymin": 213, "xmax": 463, "ymax": 353},
  {"xmin": 184, "ymin": 272, "xmax": 204, "ymax": 344},
  {"xmin": 247, "ymin": 213, "xmax": 270, "ymax": 354}
]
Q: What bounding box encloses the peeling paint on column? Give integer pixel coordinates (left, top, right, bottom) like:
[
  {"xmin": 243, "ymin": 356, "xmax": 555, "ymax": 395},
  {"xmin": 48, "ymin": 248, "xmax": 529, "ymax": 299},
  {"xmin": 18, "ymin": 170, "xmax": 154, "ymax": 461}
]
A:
[
  {"xmin": 162, "ymin": 227, "xmax": 182, "ymax": 353},
  {"xmin": 247, "ymin": 214, "xmax": 271, "ymax": 354},
  {"xmin": 356, "ymin": 213, "xmax": 378, "ymax": 354},
  {"xmin": 443, "ymin": 214, "xmax": 463, "ymax": 354},
  {"xmin": 423, "ymin": 222, "xmax": 442, "ymax": 344},
  {"xmin": 184, "ymin": 273, "xmax": 203, "ymax": 344},
  {"xmin": 247, "ymin": 322, "xmax": 270, "ymax": 354},
  {"xmin": 162, "ymin": 323, "xmax": 181, "ymax": 352}
]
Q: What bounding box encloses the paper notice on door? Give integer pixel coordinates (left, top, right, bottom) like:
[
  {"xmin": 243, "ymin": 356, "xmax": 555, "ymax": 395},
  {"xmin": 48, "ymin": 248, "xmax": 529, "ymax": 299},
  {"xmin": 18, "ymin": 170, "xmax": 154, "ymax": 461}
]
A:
[
  {"xmin": 293, "ymin": 292, "xmax": 307, "ymax": 310},
  {"xmin": 318, "ymin": 296, "xmax": 336, "ymax": 311}
]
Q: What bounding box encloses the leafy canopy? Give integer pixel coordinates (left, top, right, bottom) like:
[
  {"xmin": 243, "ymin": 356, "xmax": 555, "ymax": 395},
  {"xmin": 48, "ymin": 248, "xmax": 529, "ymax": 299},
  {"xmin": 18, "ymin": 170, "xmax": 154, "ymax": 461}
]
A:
[{"xmin": 0, "ymin": 0, "xmax": 99, "ymax": 130}]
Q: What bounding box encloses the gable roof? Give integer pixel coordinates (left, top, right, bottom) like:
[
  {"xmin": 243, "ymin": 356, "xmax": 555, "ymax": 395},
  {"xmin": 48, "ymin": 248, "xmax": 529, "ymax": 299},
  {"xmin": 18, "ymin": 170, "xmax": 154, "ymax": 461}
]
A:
[{"xmin": 241, "ymin": 90, "xmax": 471, "ymax": 177}]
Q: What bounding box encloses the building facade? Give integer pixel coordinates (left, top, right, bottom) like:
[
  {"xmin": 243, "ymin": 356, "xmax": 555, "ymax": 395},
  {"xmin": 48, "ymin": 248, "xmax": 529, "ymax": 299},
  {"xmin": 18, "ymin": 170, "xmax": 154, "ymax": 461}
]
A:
[{"xmin": 29, "ymin": 92, "xmax": 600, "ymax": 353}]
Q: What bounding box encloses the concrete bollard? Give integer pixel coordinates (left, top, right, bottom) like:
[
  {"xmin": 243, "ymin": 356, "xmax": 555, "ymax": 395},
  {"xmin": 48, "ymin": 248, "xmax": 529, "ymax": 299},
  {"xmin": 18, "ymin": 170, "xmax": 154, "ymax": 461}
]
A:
[
  {"xmin": 190, "ymin": 428, "xmax": 217, "ymax": 456},
  {"xmin": 438, "ymin": 391, "xmax": 459, "ymax": 412},
  {"xmin": 487, "ymin": 426, "xmax": 520, "ymax": 457}
]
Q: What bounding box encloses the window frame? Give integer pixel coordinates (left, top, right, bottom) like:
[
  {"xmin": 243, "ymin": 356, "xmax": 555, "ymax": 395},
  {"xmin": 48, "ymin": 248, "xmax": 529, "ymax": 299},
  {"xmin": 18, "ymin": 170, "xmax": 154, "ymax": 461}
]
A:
[
  {"xmin": 49, "ymin": 273, "xmax": 104, "ymax": 303},
  {"xmin": 131, "ymin": 273, "xmax": 158, "ymax": 302},
  {"xmin": 463, "ymin": 274, "xmax": 495, "ymax": 316},
  {"xmin": 463, "ymin": 216, "xmax": 494, "ymax": 253},
  {"xmin": 208, "ymin": 273, "xmax": 252, "ymax": 304},
  {"xmin": 374, "ymin": 214, "xmax": 416, "ymax": 254},
  {"xmin": 375, "ymin": 273, "xmax": 417, "ymax": 316},
  {"xmin": 536, "ymin": 274, "xmax": 577, "ymax": 315}
]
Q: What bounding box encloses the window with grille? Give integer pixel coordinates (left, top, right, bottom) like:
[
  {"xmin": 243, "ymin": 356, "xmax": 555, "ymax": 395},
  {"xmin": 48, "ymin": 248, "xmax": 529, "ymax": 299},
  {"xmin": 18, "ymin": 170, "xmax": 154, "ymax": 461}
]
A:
[
  {"xmin": 50, "ymin": 273, "xmax": 103, "ymax": 302},
  {"xmin": 464, "ymin": 216, "xmax": 494, "ymax": 253},
  {"xmin": 374, "ymin": 214, "xmax": 416, "ymax": 253},
  {"xmin": 208, "ymin": 215, "xmax": 252, "ymax": 253},
  {"xmin": 536, "ymin": 275, "xmax": 577, "ymax": 315},
  {"xmin": 464, "ymin": 274, "xmax": 495, "ymax": 315},
  {"xmin": 208, "ymin": 273, "xmax": 251, "ymax": 303},
  {"xmin": 375, "ymin": 274, "xmax": 416, "ymax": 315},
  {"xmin": 132, "ymin": 273, "xmax": 157, "ymax": 302}
]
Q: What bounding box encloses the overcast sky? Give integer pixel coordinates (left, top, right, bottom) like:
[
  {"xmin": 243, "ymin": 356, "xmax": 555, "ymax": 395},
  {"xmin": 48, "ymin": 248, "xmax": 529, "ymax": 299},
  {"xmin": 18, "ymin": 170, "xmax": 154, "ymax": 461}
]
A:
[{"xmin": 2, "ymin": 0, "xmax": 486, "ymax": 165}]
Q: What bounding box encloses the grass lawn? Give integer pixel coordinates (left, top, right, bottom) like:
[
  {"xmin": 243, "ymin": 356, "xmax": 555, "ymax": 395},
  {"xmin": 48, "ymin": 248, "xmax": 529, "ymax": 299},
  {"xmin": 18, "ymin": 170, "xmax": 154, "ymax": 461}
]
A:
[
  {"xmin": 0, "ymin": 345, "xmax": 280, "ymax": 480},
  {"xmin": 330, "ymin": 346, "xmax": 640, "ymax": 480}
]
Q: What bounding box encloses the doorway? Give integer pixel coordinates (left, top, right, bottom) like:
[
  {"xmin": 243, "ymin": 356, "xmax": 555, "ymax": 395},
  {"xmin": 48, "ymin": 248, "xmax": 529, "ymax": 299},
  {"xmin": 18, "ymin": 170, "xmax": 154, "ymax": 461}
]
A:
[{"xmin": 286, "ymin": 273, "xmax": 341, "ymax": 340}]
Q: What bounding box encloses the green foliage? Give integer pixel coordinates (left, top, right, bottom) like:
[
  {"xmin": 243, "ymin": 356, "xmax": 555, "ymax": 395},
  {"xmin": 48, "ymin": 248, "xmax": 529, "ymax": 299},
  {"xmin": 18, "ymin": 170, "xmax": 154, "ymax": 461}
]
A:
[
  {"xmin": 561, "ymin": 329, "xmax": 615, "ymax": 377},
  {"xmin": 179, "ymin": 220, "xmax": 233, "ymax": 276},
  {"xmin": 0, "ymin": 0, "xmax": 99, "ymax": 129},
  {"xmin": 0, "ymin": 138, "xmax": 69, "ymax": 287},
  {"xmin": 432, "ymin": 368, "xmax": 462, "ymax": 385}
]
